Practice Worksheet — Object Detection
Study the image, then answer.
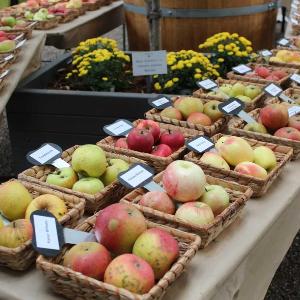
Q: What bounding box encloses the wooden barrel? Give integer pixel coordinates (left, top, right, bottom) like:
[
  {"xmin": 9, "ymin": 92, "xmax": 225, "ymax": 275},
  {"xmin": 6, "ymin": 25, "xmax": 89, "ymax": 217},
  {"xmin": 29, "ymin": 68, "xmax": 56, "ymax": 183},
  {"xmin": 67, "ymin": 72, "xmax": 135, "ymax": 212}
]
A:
[{"xmin": 124, "ymin": 0, "xmax": 278, "ymax": 51}]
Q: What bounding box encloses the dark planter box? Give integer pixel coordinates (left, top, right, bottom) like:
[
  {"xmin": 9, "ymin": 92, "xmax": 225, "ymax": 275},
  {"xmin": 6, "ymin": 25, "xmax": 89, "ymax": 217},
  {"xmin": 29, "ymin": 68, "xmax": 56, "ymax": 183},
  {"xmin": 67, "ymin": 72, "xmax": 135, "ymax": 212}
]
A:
[{"xmin": 7, "ymin": 53, "xmax": 156, "ymax": 173}]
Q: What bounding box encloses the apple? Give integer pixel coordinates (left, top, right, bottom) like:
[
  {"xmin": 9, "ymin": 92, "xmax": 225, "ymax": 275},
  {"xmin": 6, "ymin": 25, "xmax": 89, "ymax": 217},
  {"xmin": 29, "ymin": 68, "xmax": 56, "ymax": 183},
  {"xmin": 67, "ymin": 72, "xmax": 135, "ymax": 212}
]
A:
[
  {"xmin": 159, "ymin": 130, "xmax": 185, "ymax": 151},
  {"xmin": 231, "ymin": 82, "xmax": 246, "ymax": 97},
  {"xmin": 234, "ymin": 162, "xmax": 268, "ymax": 179},
  {"xmin": 244, "ymin": 122, "xmax": 268, "ymax": 134},
  {"xmin": 0, "ymin": 40, "xmax": 16, "ymax": 53},
  {"xmin": 100, "ymin": 159, "xmax": 129, "ymax": 186},
  {"xmin": 259, "ymin": 104, "xmax": 289, "ymax": 131},
  {"xmin": 254, "ymin": 66, "xmax": 270, "ymax": 78},
  {"xmin": 94, "ymin": 203, "xmax": 147, "ymax": 254},
  {"xmin": 0, "ymin": 180, "xmax": 32, "ymax": 221},
  {"xmin": 71, "ymin": 144, "xmax": 107, "ymax": 177},
  {"xmin": 133, "ymin": 228, "xmax": 179, "ymax": 279},
  {"xmin": 199, "ymin": 152, "xmax": 230, "ymax": 170},
  {"xmin": 215, "ymin": 136, "xmax": 254, "ymax": 167},
  {"xmin": 175, "ymin": 97, "xmax": 203, "ymax": 119},
  {"xmin": 127, "ymin": 128, "xmax": 154, "ymax": 153},
  {"xmin": 72, "ymin": 177, "xmax": 104, "ymax": 194},
  {"xmin": 219, "ymin": 84, "xmax": 233, "ymax": 96},
  {"xmin": 187, "ymin": 112, "xmax": 212, "ymax": 126},
  {"xmin": 236, "ymin": 95, "xmax": 253, "ymax": 103},
  {"xmin": 160, "ymin": 107, "xmax": 182, "ymax": 120},
  {"xmin": 63, "ymin": 242, "xmax": 111, "ymax": 280},
  {"xmin": 25, "ymin": 194, "xmax": 67, "ymax": 220},
  {"xmin": 151, "ymin": 144, "xmax": 173, "ymax": 157},
  {"xmin": 199, "ymin": 185, "xmax": 230, "ymax": 215},
  {"xmin": 104, "ymin": 254, "xmax": 155, "ymax": 294},
  {"xmin": 288, "ymin": 115, "xmax": 300, "ymax": 131},
  {"xmin": 139, "ymin": 191, "xmax": 175, "ymax": 214},
  {"xmin": 207, "ymin": 91, "xmax": 225, "ymax": 98},
  {"xmin": 46, "ymin": 167, "xmax": 78, "ymax": 189},
  {"xmin": 1, "ymin": 16, "xmax": 16, "ymax": 27},
  {"xmin": 115, "ymin": 138, "xmax": 128, "ymax": 149},
  {"xmin": 244, "ymin": 85, "xmax": 261, "ymax": 99},
  {"xmin": 272, "ymin": 70, "xmax": 287, "ymax": 79},
  {"xmin": 175, "ymin": 202, "xmax": 214, "ymax": 226},
  {"xmin": 136, "ymin": 120, "xmax": 161, "ymax": 143},
  {"xmin": 0, "ymin": 219, "xmax": 33, "ymax": 248},
  {"xmin": 162, "ymin": 160, "xmax": 206, "ymax": 202},
  {"xmin": 265, "ymin": 75, "xmax": 279, "ymax": 81},
  {"xmin": 253, "ymin": 146, "xmax": 277, "ymax": 171},
  {"xmin": 274, "ymin": 127, "xmax": 300, "ymax": 141},
  {"xmin": 203, "ymin": 100, "xmax": 223, "ymax": 122}
]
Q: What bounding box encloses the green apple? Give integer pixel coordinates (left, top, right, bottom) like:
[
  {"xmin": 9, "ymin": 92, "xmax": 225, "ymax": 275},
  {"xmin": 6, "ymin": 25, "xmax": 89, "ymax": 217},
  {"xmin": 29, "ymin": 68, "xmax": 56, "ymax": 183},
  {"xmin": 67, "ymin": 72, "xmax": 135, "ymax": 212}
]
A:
[
  {"xmin": 244, "ymin": 85, "xmax": 262, "ymax": 99},
  {"xmin": 175, "ymin": 97, "xmax": 203, "ymax": 119},
  {"xmin": 100, "ymin": 159, "xmax": 129, "ymax": 186},
  {"xmin": 72, "ymin": 144, "xmax": 107, "ymax": 177},
  {"xmin": 253, "ymin": 146, "xmax": 277, "ymax": 171},
  {"xmin": 72, "ymin": 178, "xmax": 105, "ymax": 195},
  {"xmin": 46, "ymin": 167, "xmax": 78, "ymax": 189},
  {"xmin": 203, "ymin": 100, "xmax": 223, "ymax": 122},
  {"xmin": 207, "ymin": 91, "xmax": 225, "ymax": 99},
  {"xmin": 1, "ymin": 16, "xmax": 16, "ymax": 28},
  {"xmin": 199, "ymin": 185, "xmax": 230, "ymax": 215},
  {"xmin": 219, "ymin": 84, "xmax": 233, "ymax": 96},
  {"xmin": 231, "ymin": 82, "xmax": 246, "ymax": 97},
  {"xmin": 244, "ymin": 122, "xmax": 267, "ymax": 134},
  {"xmin": 200, "ymin": 152, "xmax": 230, "ymax": 170},
  {"xmin": 236, "ymin": 95, "xmax": 252, "ymax": 103}
]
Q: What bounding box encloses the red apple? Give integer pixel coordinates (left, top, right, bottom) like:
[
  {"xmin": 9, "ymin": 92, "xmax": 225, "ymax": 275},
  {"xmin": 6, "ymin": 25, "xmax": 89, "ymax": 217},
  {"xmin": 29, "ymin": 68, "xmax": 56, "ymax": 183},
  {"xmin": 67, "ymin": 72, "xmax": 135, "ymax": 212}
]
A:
[
  {"xmin": 254, "ymin": 66, "xmax": 270, "ymax": 78},
  {"xmin": 271, "ymin": 70, "xmax": 287, "ymax": 79},
  {"xmin": 259, "ymin": 104, "xmax": 289, "ymax": 130},
  {"xmin": 127, "ymin": 128, "xmax": 154, "ymax": 153},
  {"xmin": 159, "ymin": 130, "xmax": 185, "ymax": 152},
  {"xmin": 288, "ymin": 115, "xmax": 300, "ymax": 131},
  {"xmin": 139, "ymin": 191, "xmax": 176, "ymax": 214},
  {"xmin": 136, "ymin": 120, "xmax": 161, "ymax": 142},
  {"xmin": 151, "ymin": 144, "xmax": 172, "ymax": 157},
  {"xmin": 115, "ymin": 137, "xmax": 128, "ymax": 149},
  {"xmin": 63, "ymin": 242, "xmax": 111, "ymax": 280},
  {"xmin": 265, "ymin": 75, "xmax": 280, "ymax": 81},
  {"xmin": 187, "ymin": 112, "xmax": 212, "ymax": 126},
  {"xmin": 274, "ymin": 127, "xmax": 300, "ymax": 141}
]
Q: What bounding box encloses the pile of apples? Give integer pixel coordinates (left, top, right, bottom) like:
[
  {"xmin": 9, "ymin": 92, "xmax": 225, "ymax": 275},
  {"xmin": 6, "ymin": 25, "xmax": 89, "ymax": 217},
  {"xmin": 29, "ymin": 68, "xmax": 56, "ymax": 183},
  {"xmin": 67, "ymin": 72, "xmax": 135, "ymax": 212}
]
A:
[
  {"xmin": 114, "ymin": 120, "xmax": 185, "ymax": 157},
  {"xmin": 0, "ymin": 16, "xmax": 28, "ymax": 30},
  {"xmin": 0, "ymin": 180, "xmax": 68, "ymax": 248},
  {"xmin": 244, "ymin": 103, "xmax": 300, "ymax": 141},
  {"xmin": 270, "ymin": 50, "xmax": 300, "ymax": 64},
  {"xmin": 63, "ymin": 202, "xmax": 180, "ymax": 294},
  {"xmin": 200, "ymin": 136, "xmax": 277, "ymax": 179},
  {"xmin": 25, "ymin": 8, "xmax": 56, "ymax": 21},
  {"xmin": 0, "ymin": 31, "xmax": 16, "ymax": 53},
  {"xmin": 243, "ymin": 66, "xmax": 288, "ymax": 81},
  {"xmin": 160, "ymin": 96, "xmax": 223, "ymax": 126},
  {"xmin": 46, "ymin": 144, "xmax": 130, "ymax": 195},
  {"xmin": 208, "ymin": 82, "xmax": 262, "ymax": 103}
]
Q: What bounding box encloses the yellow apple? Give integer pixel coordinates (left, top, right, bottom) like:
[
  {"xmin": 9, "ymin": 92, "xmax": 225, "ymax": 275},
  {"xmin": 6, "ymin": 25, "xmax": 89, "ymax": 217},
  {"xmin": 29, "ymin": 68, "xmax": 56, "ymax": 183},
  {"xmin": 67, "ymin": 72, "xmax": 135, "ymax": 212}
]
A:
[
  {"xmin": 200, "ymin": 152, "xmax": 230, "ymax": 170},
  {"xmin": 234, "ymin": 162, "xmax": 268, "ymax": 179},
  {"xmin": 253, "ymin": 146, "xmax": 277, "ymax": 171}
]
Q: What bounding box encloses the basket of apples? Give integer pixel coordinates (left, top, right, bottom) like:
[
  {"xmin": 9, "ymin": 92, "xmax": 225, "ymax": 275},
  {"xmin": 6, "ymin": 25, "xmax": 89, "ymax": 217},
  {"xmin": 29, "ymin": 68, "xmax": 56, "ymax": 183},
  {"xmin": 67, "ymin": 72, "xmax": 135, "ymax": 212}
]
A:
[
  {"xmin": 269, "ymin": 49, "xmax": 300, "ymax": 69},
  {"xmin": 36, "ymin": 202, "xmax": 201, "ymax": 300},
  {"xmin": 193, "ymin": 78, "xmax": 265, "ymax": 112},
  {"xmin": 97, "ymin": 119, "xmax": 200, "ymax": 172},
  {"xmin": 229, "ymin": 103, "xmax": 300, "ymax": 160},
  {"xmin": 121, "ymin": 160, "xmax": 252, "ymax": 248},
  {"xmin": 0, "ymin": 179, "xmax": 85, "ymax": 270},
  {"xmin": 19, "ymin": 144, "xmax": 147, "ymax": 214},
  {"xmin": 184, "ymin": 134, "xmax": 293, "ymax": 197},
  {"xmin": 145, "ymin": 96, "xmax": 228, "ymax": 136},
  {"xmin": 227, "ymin": 63, "xmax": 296, "ymax": 87},
  {"xmin": 24, "ymin": 8, "xmax": 59, "ymax": 29},
  {"xmin": 47, "ymin": 3, "xmax": 79, "ymax": 23},
  {"xmin": 0, "ymin": 16, "xmax": 35, "ymax": 38}
]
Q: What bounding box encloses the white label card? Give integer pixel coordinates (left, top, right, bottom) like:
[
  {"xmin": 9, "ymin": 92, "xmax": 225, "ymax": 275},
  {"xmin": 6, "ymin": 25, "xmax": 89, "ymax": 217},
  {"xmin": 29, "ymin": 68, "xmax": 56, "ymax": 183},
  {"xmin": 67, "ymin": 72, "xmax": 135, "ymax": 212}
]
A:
[
  {"xmin": 290, "ymin": 73, "xmax": 300, "ymax": 84},
  {"xmin": 260, "ymin": 50, "xmax": 273, "ymax": 57},
  {"xmin": 132, "ymin": 51, "xmax": 167, "ymax": 76},
  {"xmin": 119, "ymin": 165, "xmax": 153, "ymax": 188},
  {"xmin": 0, "ymin": 70, "xmax": 9, "ymax": 79},
  {"xmin": 4, "ymin": 54, "xmax": 14, "ymax": 62},
  {"xmin": 103, "ymin": 120, "xmax": 133, "ymax": 136},
  {"xmin": 288, "ymin": 106, "xmax": 300, "ymax": 117},
  {"xmin": 148, "ymin": 96, "xmax": 172, "ymax": 109},
  {"xmin": 222, "ymin": 100, "xmax": 241, "ymax": 113},
  {"xmin": 52, "ymin": 158, "xmax": 70, "ymax": 168},
  {"xmin": 232, "ymin": 64, "xmax": 252, "ymax": 74},
  {"xmin": 153, "ymin": 97, "xmax": 170, "ymax": 106},
  {"xmin": 186, "ymin": 136, "xmax": 215, "ymax": 153},
  {"xmin": 16, "ymin": 39, "xmax": 26, "ymax": 49},
  {"xmin": 264, "ymin": 83, "xmax": 283, "ymax": 97},
  {"xmin": 278, "ymin": 38, "xmax": 290, "ymax": 46},
  {"xmin": 197, "ymin": 79, "xmax": 218, "ymax": 90},
  {"xmin": 29, "ymin": 144, "xmax": 60, "ymax": 164}
]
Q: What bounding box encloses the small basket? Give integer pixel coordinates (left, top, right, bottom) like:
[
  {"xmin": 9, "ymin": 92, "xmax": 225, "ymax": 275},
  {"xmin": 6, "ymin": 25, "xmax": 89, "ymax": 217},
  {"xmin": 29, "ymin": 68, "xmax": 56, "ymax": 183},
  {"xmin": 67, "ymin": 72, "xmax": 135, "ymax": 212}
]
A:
[
  {"xmin": 145, "ymin": 96, "xmax": 228, "ymax": 136},
  {"xmin": 184, "ymin": 133, "xmax": 293, "ymax": 197},
  {"xmin": 193, "ymin": 78, "xmax": 266, "ymax": 112},
  {"xmin": 269, "ymin": 49, "xmax": 300, "ymax": 69},
  {"xmin": 57, "ymin": 11, "xmax": 79, "ymax": 23},
  {"xmin": 18, "ymin": 145, "xmax": 146, "ymax": 215},
  {"xmin": 121, "ymin": 172, "xmax": 252, "ymax": 248},
  {"xmin": 82, "ymin": 0, "xmax": 102, "ymax": 11},
  {"xmin": 0, "ymin": 179, "xmax": 85, "ymax": 271},
  {"xmin": 35, "ymin": 17, "xmax": 59, "ymax": 29},
  {"xmin": 229, "ymin": 108, "xmax": 300, "ymax": 160},
  {"xmin": 97, "ymin": 120, "xmax": 201, "ymax": 172},
  {"xmin": 36, "ymin": 213, "xmax": 201, "ymax": 300},
  {"xmin": 227, "ymin": 63, "xmax": 298, "ymax": 87}
]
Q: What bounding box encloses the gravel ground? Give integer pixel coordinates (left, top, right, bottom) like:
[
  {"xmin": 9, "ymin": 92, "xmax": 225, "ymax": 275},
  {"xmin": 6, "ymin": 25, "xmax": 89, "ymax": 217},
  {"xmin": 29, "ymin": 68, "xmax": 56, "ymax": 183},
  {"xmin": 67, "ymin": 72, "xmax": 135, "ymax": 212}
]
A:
[{"xmin": 0, "ymin": 25, "xmax": 299, "ymax": 299}]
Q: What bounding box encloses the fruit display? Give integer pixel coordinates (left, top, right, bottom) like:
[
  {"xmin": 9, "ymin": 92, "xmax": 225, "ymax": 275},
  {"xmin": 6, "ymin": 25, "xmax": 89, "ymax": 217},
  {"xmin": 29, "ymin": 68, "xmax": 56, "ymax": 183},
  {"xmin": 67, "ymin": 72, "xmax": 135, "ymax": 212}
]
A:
[
  {"xmin": 24, "ymin": 8, "xmax": 58, "ymax": 27},
  {"xmin": 280, "ymin": 88, "xmax": 300, "ymax": 105},
  {"xmin": 269, "ymin": 50, "xmax": 300, "ymax": 66}
]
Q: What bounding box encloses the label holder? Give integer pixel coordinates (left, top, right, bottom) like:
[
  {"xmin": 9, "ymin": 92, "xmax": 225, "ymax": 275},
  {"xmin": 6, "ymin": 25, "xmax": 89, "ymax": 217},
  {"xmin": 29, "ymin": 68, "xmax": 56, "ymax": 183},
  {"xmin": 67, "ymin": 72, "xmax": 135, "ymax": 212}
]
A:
[
  {"xmin": 232, "ymin": 64, "xmax": 252, "ymax": 75},
  {"xmin": 148, "ymin": 95, "xmax": 173, "ymax": 110},
  {"xmin": 185, "ymin": 136, "xmax": 215, "ymax": 154},
  {"xmin": 103, "ymin": 119, "xmax": 134, "ymax": 137}
]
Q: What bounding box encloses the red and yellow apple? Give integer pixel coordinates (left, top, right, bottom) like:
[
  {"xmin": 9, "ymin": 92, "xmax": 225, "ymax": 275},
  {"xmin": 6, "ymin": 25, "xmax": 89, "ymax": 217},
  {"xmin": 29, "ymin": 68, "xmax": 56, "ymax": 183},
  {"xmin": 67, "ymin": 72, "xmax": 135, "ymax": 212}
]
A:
[
  {"xmin": 160, "ymin": 107, "xmax": 182, "ymax": 121},
  {"xmin": 159, "ymin": 130, "xmax": 185, "ymax": 152},
  {"xmin": 136, "ymin": 120, "xmax": 161, "ymax": 143},
  {"xmin": 127, "ymin": 128, "xmax": 154, "ymax": 153},
  {"xmin": 259, "ymin": 104, "xmax": 289, "ymax": 131},
  {"xmin": 234, "ymin": 162, "xmax": 268, "ymax": 179},
  {"xmin": 203, "ymin": 100, "xmax": 223, "ymax": 122},
  {"xmin": 274, "ymin": 127, "xmax": 300, "ymax": 141},
  {"xmin": 187, "ymin": 112, "xmax": 212, "ymax": 126},
  {"xmin": 174, "ymin": 97, "xmax": 204, "ymax": 118},
  {"xmin": 139, "ymin": 191, "xmax": 175, "ymax": 214},
  {"xmin": 288, "ymin": 115, "xmax": 300, "ymax": 131},
  {"xmin": 199, "ymin": 152, "xmax": 230, "ymax": 170}
]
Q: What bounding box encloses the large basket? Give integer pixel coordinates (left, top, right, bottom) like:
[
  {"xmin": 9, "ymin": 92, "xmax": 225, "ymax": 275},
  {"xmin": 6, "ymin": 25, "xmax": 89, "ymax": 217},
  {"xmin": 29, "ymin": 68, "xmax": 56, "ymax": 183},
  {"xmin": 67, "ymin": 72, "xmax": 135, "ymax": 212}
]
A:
[
  {"xmin": 35, "ymin": 17, "xmax": 59, "ymax": 29},
  {"xmin": 0, "ymin": 179, "xmax": 85, "ymax": 271},
  {"xmin": 18, "ymin": 145, "xmax": 146, "ymax": 215},
  {"xmin": 121, "ymin": 172, "xmax": 252, "ymax": 248},
  {"xmin": 193, "ymin": 78, "xmax": 266, "ymax": 112},
  {"xmin": 145, "ymin": 96, "xmax": 228, "ymax": 136},
  {"xmin": 97, "ymin": 120, "xmax": 201, "ymax": 172},
  {"xmin": 36, "ymin": 213, "xmax": 201, "ymax": 300},
  {"xmin": 227, "ymin": 63, "xmax": 297, "ymax": 87},
  {"xmin": 229, "ymin": 108, "xmax": 300, "ymax": 160},
  {"xmin": 184, "ymin": 133, "xmax": 293, "ymax": 197}
]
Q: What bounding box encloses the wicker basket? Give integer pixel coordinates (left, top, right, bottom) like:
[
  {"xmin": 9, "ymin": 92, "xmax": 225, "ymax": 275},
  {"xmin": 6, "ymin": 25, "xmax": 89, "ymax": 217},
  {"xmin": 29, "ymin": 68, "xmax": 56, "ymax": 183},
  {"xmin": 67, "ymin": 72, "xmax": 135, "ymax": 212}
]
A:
[
  {"xmin": 36, "ymin": 213, "xmax": 201, "ymax": 300},
  {"xmin": 82, "ymin": 0, "xmax": 102, "ymax": 11},
  {"xmin": 35, "ymin": 17, "xmax": 59, "ymax": 29},
  {"xmin": 57, "ymin": 11, "xmax": 79, "ymax": 23},
  {"xmin": 229, "ymin": 108, "xmax": 300, "ymax": 160},
  {"xmin": 145, "ymin": 96, "xmax": 228, "ymax": 136},
  {"xmin": 184, "ymin": 133, "xmax": 293, "ymax": 197},
  {"xmin": 18, "ymin": 145, "xmax": 146, "ymax": 215},
  {"xmin": 0, "ymin": 179, "xmax": 85, "ymax": 271},
  {"xmin": 97, "ymin": 120, "xmax": 201, "ymax": 172},
  {"xmin": 193, "ymin": 78, "xmax": 266, "ymax": 112},
  {"xmin": 268, "ymin": 49, "xmax": 300, "ymax": 69},
  {"xmin": 227, "ymin": 63, "xmax": 298, "ymax": 87},
  {"xmin": 121, "ymin": 172, "xmax": 252, "ymax": 248}
]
